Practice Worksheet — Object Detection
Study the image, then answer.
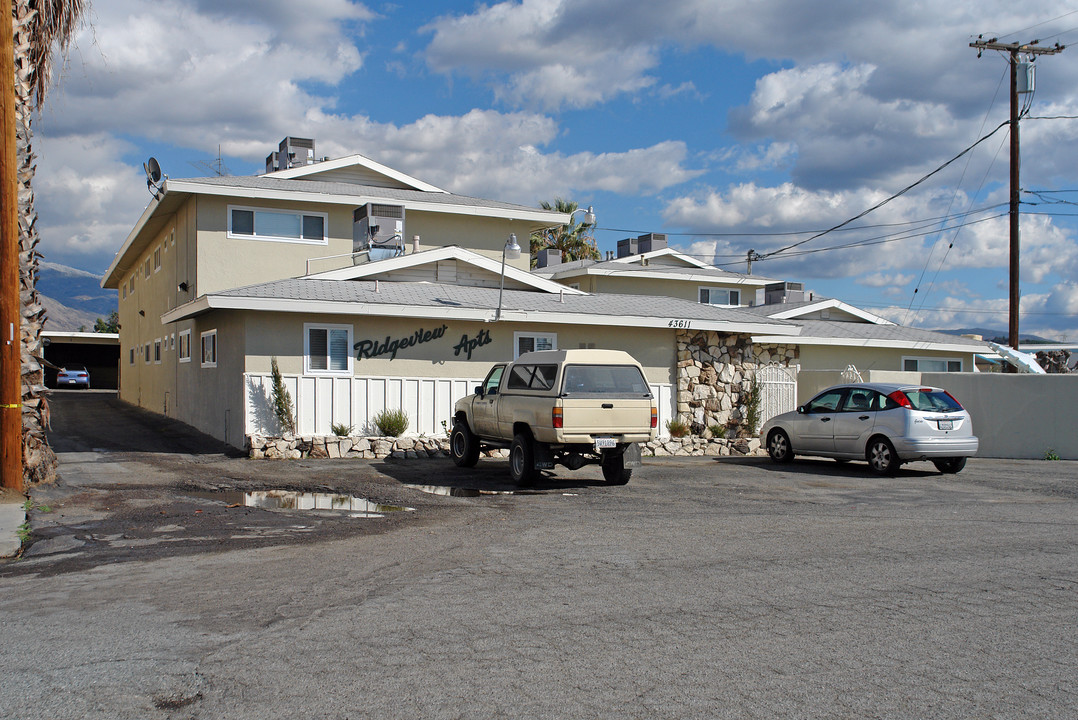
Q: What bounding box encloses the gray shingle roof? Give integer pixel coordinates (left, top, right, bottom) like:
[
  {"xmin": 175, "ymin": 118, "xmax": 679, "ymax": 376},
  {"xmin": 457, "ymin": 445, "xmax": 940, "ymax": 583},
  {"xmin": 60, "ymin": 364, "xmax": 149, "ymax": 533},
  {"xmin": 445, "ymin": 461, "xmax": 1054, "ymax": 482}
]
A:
[
  {"xmin": 785, "ymin": 319, "xmax": 987, "ymax": 347},
  {"xmin": 173, "ymin": 175, "xmax": 554, "ymax": 215},
  {"xmin": 534, "ymin": 257, "xmax": 777, "ymax": 283},
  {"xmin": 215, "ymin": 278, "xmax": 797, "ymax": 329}
]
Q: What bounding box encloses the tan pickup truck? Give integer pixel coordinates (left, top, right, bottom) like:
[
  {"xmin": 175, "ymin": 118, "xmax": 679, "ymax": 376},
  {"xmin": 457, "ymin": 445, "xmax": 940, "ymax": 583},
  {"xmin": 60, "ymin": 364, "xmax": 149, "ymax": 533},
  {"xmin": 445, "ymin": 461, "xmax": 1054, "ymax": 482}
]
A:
[{"xmin": 450, "ymin": 349, "xmax": 657, "ymax": 484}]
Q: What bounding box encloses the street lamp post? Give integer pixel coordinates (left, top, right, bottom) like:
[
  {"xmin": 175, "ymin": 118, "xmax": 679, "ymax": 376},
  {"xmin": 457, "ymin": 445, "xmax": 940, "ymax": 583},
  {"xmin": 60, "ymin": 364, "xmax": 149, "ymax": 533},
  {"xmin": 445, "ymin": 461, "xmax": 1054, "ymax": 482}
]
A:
[{"xmin": 495, "ymin": 233, "xmax": 522, "ymax": 322}]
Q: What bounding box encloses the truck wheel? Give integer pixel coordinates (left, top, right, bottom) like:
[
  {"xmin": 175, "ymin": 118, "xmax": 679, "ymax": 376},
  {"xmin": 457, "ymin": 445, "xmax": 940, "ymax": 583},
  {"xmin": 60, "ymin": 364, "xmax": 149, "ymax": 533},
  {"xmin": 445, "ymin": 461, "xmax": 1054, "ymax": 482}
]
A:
[
  {"xmin": 509, "ymin": 433, "xmax": 538, "ymax": 484},
  {"xmin": 450, "ymin": 420, "xmax": 480, "ymax": 468},
  {"xmin": 601, "ymin": 452, "xmax": 632, "ymax": 485}
]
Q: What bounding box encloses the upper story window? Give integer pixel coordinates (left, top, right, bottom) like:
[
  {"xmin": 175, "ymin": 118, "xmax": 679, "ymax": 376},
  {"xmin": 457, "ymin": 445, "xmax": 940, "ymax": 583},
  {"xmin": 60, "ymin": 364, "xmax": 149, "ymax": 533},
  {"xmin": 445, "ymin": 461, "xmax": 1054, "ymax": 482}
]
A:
[
  {"xmin": 153, "ymin": 246, "xmax": 162, "ymax": 272},
  {"xmin": 304, "ymin": 324, "xmax": 352, "ymax": 375},
  {"xmin": 514, "ymin": 332, "xmax": 556, "ymax": 359},
  {"xmin": 699, "ymin": 287, "xmax": 740, "ymax": 307},
  {"xmin": 228, "ymin": 205, "xmax": 328, "ymax": 245},
  {"xmin": 144, "ymin": 258, "xmax": 152, "ymax": 279},
  {"xmin": 201, "ymin": 329, "xmax": 217, "ymax": 368}
]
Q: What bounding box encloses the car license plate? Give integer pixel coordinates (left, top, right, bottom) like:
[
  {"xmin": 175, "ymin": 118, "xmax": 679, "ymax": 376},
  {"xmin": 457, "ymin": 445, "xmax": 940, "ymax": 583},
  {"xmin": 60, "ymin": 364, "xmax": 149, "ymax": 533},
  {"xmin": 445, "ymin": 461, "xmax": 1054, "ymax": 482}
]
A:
[
  {"xmin": 594, "ymin": 437, "xmax": 616, "ymax": 450},
  {"xmin": 938, "ymin": 420, "xmax": 953, "ymax": 430}
]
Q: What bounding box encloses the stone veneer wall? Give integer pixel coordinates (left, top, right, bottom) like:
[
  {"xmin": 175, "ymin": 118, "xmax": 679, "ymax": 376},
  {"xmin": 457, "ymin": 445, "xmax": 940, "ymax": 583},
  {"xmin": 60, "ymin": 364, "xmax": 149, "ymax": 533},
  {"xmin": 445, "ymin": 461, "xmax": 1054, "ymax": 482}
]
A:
[{"xmin": 676, "ymin": 330, "xmax": 798, "ymax": 436}]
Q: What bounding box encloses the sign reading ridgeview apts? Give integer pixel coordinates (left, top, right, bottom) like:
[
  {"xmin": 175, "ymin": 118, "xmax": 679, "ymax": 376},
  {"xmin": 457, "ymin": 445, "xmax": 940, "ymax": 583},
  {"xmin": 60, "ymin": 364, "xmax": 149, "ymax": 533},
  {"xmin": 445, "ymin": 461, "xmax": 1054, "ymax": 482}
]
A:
[
  {"xmin": 354, "ymin": 324, "xmax": 449, "ymax": 361},
  {"xmin": 453, "ymin": 329, "xmax": 492, "ymax": 360}
]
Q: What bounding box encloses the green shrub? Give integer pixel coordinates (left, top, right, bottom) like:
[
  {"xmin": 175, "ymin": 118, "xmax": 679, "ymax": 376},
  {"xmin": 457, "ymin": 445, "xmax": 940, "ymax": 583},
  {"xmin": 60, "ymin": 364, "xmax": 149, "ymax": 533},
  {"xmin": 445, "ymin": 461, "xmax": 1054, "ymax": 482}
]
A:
[
  {"xmin": 743, "ymin": 376, "xmax": 762, "ymax": 437},
  {"xmin": 373, "ymin": 408, "xmax": 409, "ymax": 437},
  {"xmin": 666, "ymin": 418, "xmax": 689, "ymax": 438},
  {"xmin": 270, "ymin": 357, "xmax": 296, "ymax": 435},
  {"xmin": 708, "ymin": 424, "xmax": 726, "ymax": 439},
  {"xmin": 330, "ymin": 422, "xmax": 354, "ymax": 437},
  {"xmin": 1045, "ymin": 448, "xmax": 1061, "ymax": 461}
]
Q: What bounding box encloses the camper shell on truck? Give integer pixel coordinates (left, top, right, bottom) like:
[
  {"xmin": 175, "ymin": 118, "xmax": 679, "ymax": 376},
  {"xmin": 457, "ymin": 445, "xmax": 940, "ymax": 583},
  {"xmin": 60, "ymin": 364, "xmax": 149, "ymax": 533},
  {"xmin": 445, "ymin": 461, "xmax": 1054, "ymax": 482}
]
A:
[{"xmin": 451, "ymin": 349, "xmax": 657, "ymax": 484}]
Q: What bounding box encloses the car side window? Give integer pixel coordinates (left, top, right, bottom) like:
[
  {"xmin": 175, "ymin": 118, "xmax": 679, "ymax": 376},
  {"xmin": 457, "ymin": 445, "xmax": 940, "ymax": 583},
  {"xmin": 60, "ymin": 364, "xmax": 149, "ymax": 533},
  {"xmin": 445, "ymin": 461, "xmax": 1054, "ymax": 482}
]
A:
[
  {"xmin": 482, "ymin": 366, "xmax": 505, "ymax": 395},
  {"xmin": 840, "ymin": 389, "xmax": 875, "ymax": 412},
  {"xmin": 807, "ymin": 390, "xmax": 846, "ymax": 413}
]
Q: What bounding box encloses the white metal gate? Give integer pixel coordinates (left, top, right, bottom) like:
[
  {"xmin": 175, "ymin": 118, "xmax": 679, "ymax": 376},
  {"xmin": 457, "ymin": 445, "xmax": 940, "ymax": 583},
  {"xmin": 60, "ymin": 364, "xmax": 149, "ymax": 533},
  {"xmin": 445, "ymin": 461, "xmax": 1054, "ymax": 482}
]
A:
[{"xmin": 757, "ymin": 364, "xmax": 797, "ymax": 426}]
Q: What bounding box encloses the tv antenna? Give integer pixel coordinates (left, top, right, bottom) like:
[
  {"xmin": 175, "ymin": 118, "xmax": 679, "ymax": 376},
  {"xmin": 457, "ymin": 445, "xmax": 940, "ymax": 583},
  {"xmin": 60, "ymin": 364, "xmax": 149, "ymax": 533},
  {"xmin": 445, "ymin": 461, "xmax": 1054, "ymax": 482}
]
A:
[{"xmin": 188, "ymin": 144, "xmax": 231, "ymax": 177}]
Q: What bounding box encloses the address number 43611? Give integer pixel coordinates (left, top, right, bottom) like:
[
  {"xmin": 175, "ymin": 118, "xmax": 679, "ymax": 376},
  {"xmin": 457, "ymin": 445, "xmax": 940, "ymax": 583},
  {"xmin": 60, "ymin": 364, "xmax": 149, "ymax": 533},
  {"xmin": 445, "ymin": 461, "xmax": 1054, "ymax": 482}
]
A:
[{"xmin": 667, "ymin": 319, "xmax": 692, "ymax": 329}]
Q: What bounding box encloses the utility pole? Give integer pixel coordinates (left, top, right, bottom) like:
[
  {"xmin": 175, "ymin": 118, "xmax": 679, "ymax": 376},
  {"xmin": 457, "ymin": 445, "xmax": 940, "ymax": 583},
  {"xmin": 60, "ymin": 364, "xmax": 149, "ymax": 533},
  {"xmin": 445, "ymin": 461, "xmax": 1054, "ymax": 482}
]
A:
[
  {"xmin": 1, "ymin": 0, "xmax": 21, "ymax": 490},
  {"xmin": 970, "ymin": 37, "xmax": 1064, "ymax": 358}
]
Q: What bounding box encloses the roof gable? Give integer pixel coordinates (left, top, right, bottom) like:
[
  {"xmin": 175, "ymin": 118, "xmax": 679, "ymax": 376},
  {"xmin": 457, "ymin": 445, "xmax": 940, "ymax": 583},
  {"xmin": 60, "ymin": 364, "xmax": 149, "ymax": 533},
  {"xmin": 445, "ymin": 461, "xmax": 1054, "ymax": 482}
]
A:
[
  {"xmin": 264, "ymin": 153, "xmax": 447, "ymax": 193},
  {"xmin": 608, "ymin": 247, "xmax": 712, "ymax": 269},
  {"xmin": 762, "ymin": 298, "xmax": 893, "ymax": 325},
  {"xmin": 306, "ymin": 245, "xmax": 587, "ymax": 296}
]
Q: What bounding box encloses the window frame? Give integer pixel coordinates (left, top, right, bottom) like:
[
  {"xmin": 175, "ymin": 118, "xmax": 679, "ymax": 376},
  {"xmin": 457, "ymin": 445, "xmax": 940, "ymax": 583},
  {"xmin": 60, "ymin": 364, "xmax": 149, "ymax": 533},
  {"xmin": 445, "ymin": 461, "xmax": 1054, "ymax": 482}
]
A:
[
  {"xmin": 303, "ymin": 323, "xmax": 353, "ymax": 376},
  {"xmin": 513, "ymin": 332, "xmax": 557, "ymax": 359},
  {"xmin": 178, "ymin": 330, "xmax": 191, "ymax": 363},
  {"xmin": 902, "ymin": 356, "xmax": 963, "ymax": 373},
  {"xmin": 200, "ymin": 329, "xmax": 217, "ymax": 368},
  {"xmin": 227, "ymin": 204, "xmax": 329, "ymax": 246},
  {"xmin": 154, "ymin": 338, "xmax": 162, "ymax": 364},
  {"xmin": 698, "ymin": 286, "xmax": 740, "ymax": 307},
  {"xmin": 153, "ymin": 246, "xmax": 162, "ymax": 272}
]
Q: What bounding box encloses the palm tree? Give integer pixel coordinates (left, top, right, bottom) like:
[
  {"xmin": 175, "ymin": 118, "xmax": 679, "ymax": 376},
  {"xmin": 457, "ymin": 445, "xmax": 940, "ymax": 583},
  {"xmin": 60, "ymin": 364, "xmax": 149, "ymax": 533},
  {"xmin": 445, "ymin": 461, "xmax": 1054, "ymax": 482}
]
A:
[
  {"xmin": 530, "ymin": 198, "xmax": 600, "ymax": 267},
  {"xmin": 12, "ymin": 0, "xmax": 88, "ymax": 484}
]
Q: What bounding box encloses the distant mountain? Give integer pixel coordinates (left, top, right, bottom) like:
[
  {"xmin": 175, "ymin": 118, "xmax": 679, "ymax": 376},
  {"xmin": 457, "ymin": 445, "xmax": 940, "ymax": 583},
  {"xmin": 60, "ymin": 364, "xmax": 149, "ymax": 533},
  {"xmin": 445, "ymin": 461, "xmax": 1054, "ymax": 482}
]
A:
[
  {"xmin": 35, "ymin": 262, "xmax": 117, "ymax": 331},
  {"xmin": 934, "ymin": 327, "xmax": 1057, "ymax": 344}
]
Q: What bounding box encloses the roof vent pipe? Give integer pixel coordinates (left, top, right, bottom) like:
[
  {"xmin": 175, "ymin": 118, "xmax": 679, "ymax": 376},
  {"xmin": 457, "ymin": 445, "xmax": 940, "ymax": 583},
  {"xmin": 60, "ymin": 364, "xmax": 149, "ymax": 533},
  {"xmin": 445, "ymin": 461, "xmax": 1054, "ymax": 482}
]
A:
[{"xmin": 412, "ymin": 235, "xmax": 421, "ymax": 253}]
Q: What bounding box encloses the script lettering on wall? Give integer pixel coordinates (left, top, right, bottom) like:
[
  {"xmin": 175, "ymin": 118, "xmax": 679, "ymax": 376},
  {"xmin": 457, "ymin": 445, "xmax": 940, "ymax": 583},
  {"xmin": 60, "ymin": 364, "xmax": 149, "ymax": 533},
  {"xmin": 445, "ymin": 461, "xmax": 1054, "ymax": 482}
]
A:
[
  {"xmin": 453, "ymin": 329, "xmax": 493, "ymax": 360},
  {"xmin": 354, "ymin": 324, "xmax": 449, "ymax": 361}
]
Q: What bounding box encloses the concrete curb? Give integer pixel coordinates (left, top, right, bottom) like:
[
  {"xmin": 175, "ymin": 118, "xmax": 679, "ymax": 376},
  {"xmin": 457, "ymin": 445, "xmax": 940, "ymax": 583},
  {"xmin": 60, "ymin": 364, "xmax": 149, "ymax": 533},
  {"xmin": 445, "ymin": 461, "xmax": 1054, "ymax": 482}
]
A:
[{"xmin": 0, "ymin": 500, "xmax": 26, "ymax": 558}]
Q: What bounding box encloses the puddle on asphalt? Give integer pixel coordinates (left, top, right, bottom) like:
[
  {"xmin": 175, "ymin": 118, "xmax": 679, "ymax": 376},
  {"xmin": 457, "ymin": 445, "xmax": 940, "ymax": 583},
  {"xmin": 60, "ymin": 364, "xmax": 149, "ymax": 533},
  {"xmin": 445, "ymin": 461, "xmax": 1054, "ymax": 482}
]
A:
[
  {"xmin": 403, "ymin": 484, "xmax": 544, "ymax": 497},
  {"xmin": 185, "ymin": 490, "xmax": 413, "ymax": 518}
]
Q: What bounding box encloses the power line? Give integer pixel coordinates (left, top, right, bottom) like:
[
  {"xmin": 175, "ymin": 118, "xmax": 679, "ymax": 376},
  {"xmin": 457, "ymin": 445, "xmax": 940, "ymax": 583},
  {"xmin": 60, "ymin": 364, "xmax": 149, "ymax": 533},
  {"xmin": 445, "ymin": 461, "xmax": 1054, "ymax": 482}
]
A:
[{"xmin": 996, "ymin": 11, "xmax": 1078, "ymax": 41}]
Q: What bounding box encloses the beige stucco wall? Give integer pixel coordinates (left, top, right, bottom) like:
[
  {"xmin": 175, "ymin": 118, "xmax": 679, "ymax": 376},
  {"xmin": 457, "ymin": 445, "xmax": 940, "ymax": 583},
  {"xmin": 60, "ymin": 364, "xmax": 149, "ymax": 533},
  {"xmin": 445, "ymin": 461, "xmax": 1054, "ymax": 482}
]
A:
[
  {"xmin": 242, "ymin": 313, "xmax": 675, "ymax": 386},
  {"xmin": 799, "ymin": 344, "xmax": 978, "ymax": 374},
  {"xmin": 569, "ymin": 274, "xmax": 755, "ymax": 306}
]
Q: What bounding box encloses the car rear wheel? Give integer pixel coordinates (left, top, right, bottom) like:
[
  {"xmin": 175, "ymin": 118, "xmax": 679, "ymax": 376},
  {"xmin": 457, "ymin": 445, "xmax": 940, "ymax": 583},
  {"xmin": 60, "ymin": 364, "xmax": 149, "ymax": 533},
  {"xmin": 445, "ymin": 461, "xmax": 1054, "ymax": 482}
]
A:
[
  {"xmin": 450, "ymin": 420, "xmax": 480, "ymax": 468},
  {"xmin": 767, "ymin": 429, "xmax": 794, "ymax": 463},
  {"xmin": 509, "ymin": 433, "xmax": 538, "ymax": 484},
  {"xmin": 932, "ymin": 457, "xmax": 967, "ymax": 474},
  {"xmin": 601, "ymin": 451, "xmax": 632, "ymax": 485},
  {"xmin": 867, "ymin": 437, "xmax": 899, "ymax": 476}
]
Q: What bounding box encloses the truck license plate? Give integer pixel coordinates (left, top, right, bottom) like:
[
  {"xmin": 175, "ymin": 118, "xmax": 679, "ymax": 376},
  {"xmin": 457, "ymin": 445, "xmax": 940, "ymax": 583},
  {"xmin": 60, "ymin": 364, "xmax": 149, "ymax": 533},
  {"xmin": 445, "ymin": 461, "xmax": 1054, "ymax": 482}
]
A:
[
  {"xmin": 594, "ymin": 437, "xmax": 616, "ymax": 450},
  {"xmin": 938, "ymin": 420, "xmax": 953, "ymax": 430}
]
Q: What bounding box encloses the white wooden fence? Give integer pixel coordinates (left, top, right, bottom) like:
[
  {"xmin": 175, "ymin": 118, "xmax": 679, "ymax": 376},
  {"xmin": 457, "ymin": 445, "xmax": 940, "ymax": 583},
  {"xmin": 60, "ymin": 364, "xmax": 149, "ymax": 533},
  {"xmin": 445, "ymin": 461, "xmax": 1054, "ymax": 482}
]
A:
[
  {"xmin": 757, "ymin": 364, "xmax": 797, "ymax": 426},
  {"xmin": 245, "ymin": 373, "xmax": 675, "ymax": 438}
]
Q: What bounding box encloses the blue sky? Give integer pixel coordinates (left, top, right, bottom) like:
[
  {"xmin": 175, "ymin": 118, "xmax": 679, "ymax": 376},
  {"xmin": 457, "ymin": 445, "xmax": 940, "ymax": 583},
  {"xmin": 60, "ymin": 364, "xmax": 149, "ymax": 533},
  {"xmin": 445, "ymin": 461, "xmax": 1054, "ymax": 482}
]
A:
[{"xmin": 33, "ymin": 0, "xmax": 1078, "ymax": 339}]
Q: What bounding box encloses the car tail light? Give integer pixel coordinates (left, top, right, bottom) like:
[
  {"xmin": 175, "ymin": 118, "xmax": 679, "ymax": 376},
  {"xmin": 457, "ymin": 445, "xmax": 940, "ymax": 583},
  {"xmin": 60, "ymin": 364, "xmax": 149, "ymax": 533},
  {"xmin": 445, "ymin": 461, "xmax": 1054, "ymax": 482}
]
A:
[
  {"xmin": 887, "ymin": 390, "xmax": 912, "ymax": 408},
  {"xmin": 651, "ymin": 407, "xmax": 658, "ymax": 429},
  {"xmin": 552, "ymin": 407, "xmax": 563, "ymax": 429}
]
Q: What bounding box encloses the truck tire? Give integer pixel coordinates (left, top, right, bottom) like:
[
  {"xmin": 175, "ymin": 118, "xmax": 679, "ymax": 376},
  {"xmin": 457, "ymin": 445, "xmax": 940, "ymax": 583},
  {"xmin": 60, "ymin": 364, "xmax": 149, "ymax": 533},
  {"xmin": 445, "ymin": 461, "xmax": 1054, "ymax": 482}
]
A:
[
  {"xmin": 450, "ymin": 420, "xmax": 480, "ymax": 468},
  {"xmin": 509, "ymin": 433, "xmax": 538, "ymax": 484},
  {"xmin": 601, "ymin": 452, "xmax": 632, "ymax": 485}
]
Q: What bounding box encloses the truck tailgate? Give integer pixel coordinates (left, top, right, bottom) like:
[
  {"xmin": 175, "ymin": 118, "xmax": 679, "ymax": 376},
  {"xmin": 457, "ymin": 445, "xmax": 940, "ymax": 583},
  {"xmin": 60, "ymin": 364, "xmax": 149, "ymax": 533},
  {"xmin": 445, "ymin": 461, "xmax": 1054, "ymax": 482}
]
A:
[{"xmin": 560, "ymin": 397, "xmax": 653, "ymax": 435}]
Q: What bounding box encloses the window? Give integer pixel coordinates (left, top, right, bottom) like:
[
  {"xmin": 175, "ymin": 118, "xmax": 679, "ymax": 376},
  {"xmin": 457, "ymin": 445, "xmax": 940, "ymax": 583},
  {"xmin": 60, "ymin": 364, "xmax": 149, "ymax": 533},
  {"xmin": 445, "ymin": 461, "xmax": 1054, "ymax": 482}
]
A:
[
  {"xmin": 153, "ymin": 246, "xmax": 162, "ymax": 272},
  {"xmin": 507, "ymin": 364, "xmax": 558, "ymax": 391},
  {"xmin": 514, "ymin": 332, "xmax": 556, "ymax": 359},
  {"xmin": 304, "ymin": 324, "xmax": 352, "ymax": 375},
  {"xmin": 154, "ymin": 339, "xmax": 162, "ymax": 363},
  {"xmin": 699, "ymin": 287, "xmax": 740, "ymax": 306},
  {"xmin": 178, "ymin": 330, "xmax": 191, "ymax": 363},
  {"xmin": 200, "ymin": 330, "xmax": 217, "ymax": 368},
  {"xmin": 561, "ymin": 365, "xmax": 650, "ymax": 396},
  {"xmin": 122, "ymin": 284, "xmax": 127, "ymax": 300},
  {"xmin": 129, "ymin": 348, "xmax": 135, "ymax": 365},
  {"xmin": 170, "ymin": 334, "xmax": 175, "ymax": 351},
  {"xmin": 129, "ymin": 276, "xmax": 136, "ymax": 295},
  {"xmin": 902, "ymin": 357, "xmax": 963, "ymax": 372},
  {"xmin": 228, "ymin": 206, "xmax": 328, "ymax": 245},
  {"xmin": 481, "ymin": 365, "xmax": 505, "ymax": 395},
  {"xmin": 144, "ymin": 258, "xmax": 152, "ymax": 279},
  {"xmin": 145, "ymin": 343, "xmax": 151, "ymax": 363},
  {"xmin": 806, "ymin": 389, "xmax": 845, "ymax": 413}
]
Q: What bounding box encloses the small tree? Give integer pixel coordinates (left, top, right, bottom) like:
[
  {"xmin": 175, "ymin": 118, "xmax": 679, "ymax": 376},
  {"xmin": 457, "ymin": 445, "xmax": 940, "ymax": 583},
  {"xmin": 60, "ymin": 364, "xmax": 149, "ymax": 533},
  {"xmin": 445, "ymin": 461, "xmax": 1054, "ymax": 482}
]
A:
[
  {"xmin": 93, "ymin": 310, "xmax": 119, "ymax": 333},
  {"xmin": 742, "ymin": 377, "xmax": 762, "ymax": 437},
  {"xmin": 270, "ymin": 357, "xmax": 295, "ymax": 435}
]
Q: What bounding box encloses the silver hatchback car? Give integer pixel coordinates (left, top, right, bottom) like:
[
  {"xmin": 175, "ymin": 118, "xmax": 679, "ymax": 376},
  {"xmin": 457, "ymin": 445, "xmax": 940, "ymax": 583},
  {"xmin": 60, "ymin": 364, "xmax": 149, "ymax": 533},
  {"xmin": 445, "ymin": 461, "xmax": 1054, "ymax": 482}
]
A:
[{"xmin": 760, "ymin": 383, "xmax": 978, "ymax": 475}]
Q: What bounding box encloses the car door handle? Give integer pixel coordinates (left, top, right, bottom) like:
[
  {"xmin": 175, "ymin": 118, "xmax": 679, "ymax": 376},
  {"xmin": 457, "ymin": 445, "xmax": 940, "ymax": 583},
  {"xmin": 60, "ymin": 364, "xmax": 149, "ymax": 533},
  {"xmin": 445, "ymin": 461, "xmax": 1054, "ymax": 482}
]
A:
[
  {"xmin": 859, "ymin": 415, "xmax": 870, "ymax": 420},
  {"xmin": 819, "ymin": 417, "xmax": 831, "ymax": 423}
]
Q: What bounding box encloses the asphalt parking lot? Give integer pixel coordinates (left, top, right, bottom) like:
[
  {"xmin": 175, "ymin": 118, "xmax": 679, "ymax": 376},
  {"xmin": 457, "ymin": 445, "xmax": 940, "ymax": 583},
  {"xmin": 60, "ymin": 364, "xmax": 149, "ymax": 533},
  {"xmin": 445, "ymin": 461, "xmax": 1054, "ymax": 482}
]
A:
[{"xmin": 1, "ymin": 391, "xmax": 1076, "ymax": 719}]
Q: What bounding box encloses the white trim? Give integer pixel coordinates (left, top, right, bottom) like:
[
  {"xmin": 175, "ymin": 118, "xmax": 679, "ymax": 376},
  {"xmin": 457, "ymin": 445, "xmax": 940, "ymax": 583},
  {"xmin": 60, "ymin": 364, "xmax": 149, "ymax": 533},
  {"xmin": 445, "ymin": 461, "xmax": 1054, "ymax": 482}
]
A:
[
  {"xmin": 751, "ymin": 334, "xmax": 987, "ymax": 353},
  {"xmin": 513, "ymin": 331, "xmax": 557, "ymax": 359},
  {"xmin": 306, "ymin": 245, "xmax": 587, "ymax": 295},
  {"xmin": 200, "ymin": 329, "xmax": 217, "ymax": 368},
  {"xmin": 178, "ymin": 330, "xmax": 192, "ymax": 363},
  {"xmin": 303, "ymin": 323, "xmax": 354, "ymax": 376},
  {"xmin": 763, "ymin": 299, "xmax": 893, "ymax": 325},
  {"xmin": 902, "ymin": 355, "xmax": 964, "ymax": 372},
  {"xmin": 227, "ymin": 204, "xmax": 329, "ymax": 246},
  {"xmin": 165, "ymin": 179, "xmax": 568, "ymax": 225},
  {"xmin": 608, "ymin": 247, "xmax": 712, "ymax": 268},
  {"xmin": 264, "ymin": 153, "xmax": 449, "ymax": 193},
  {"xmin": 162, "ymin": 294, "xmax": 801, "ymax": 335}
]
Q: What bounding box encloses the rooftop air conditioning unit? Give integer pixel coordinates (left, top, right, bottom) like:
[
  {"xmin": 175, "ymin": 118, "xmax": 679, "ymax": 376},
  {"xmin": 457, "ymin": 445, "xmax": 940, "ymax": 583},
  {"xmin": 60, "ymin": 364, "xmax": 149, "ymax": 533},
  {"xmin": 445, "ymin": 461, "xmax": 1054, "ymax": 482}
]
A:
[
  {"xmin": 636, "ymin": 233, "xmax": 667, "ymax": 254},
  {"xmin": 764, "ymin": 281, "xmax": 806, "ymax": 305},
  {"xmin": 535, "ymin": 248, "xmax": 562, "ymax": 269},
  {"xmin": 353, "ymin": 203, "xmax": 405, "ymax": 258},
  {"xmin": 616, "ymin": 237, "xmax": 638, "ymax": 258}
]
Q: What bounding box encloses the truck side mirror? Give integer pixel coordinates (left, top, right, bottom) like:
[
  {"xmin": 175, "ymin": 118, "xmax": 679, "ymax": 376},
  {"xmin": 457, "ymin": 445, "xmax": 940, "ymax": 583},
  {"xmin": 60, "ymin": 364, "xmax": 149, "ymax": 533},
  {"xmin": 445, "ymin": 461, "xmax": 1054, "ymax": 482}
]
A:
[{"xmin": 474, "ymin": 385, "xmax": 483, "ymax": 397}]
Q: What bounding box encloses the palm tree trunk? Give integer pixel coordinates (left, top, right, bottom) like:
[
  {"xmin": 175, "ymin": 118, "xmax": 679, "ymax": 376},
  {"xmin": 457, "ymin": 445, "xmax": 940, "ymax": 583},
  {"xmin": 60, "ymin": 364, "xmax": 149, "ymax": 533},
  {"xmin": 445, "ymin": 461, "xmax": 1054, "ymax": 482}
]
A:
[{"xmin": 12, "ymin": 0, "xmax": 57, "ymax": 485}]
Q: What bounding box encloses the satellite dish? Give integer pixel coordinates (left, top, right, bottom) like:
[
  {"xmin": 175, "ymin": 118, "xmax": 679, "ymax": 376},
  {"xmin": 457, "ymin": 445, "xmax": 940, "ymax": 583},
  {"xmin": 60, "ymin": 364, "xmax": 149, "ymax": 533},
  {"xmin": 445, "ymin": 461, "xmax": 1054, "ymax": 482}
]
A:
[{"xmin": 144, "ymin": 157, "xmax": 162, "ymax": 184}]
